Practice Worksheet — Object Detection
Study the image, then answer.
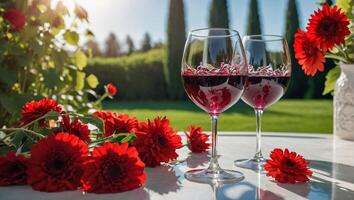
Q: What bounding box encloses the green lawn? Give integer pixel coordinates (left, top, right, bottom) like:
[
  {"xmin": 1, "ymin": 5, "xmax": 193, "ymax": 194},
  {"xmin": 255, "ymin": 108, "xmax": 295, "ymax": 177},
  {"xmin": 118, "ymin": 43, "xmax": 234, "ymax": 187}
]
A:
[{"xmin": 103, "ymin": 100, "xmax": 332, "ymax": 133}]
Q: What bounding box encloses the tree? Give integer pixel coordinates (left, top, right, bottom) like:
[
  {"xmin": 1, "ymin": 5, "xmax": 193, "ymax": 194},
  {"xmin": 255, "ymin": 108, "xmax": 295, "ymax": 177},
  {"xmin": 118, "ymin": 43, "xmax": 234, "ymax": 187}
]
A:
[
  {"xmin": 85, "ymin": 39, "xmax": 101, "ymax": 57},
  {"xmin": 166, "ymin": 0, "xmax": 186, "ymax": 99},
  {"xmin": 104, "ymin": 32, "xmax": 120, "ymax": 57},
  {"xmin": 283, "ymin": 0, "xmax": 309, "ymax": 98},
  {"xmin": 141, "ymin": 33, "xmax": 152, "ymax": 52},
  {"xmin": 246, "ymin": 0, "xmax": 262, "ymax": 35},
  {"xmin": 126, "ymin": 35, "xmax": 135, "ymax": 55},
  {"xmin": 208, "ymin": 0, "xmax": 229, "ymax": 28}
]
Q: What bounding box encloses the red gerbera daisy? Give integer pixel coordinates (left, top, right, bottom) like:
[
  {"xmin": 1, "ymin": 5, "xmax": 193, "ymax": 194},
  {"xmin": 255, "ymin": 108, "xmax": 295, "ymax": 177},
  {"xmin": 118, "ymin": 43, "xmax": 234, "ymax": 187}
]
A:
[
  {"xmin": 294, "ymin": 29, "xmax": 326, "ymax": 76},
  {"xmin": 104, "ymin": 114, "xmax": 139, "ymax": 137},
  {"xmin": 184, "ymin": 126, "xmax": 210, "ymax": 153},
  {"xmin": 58, "ymin": 115, "xmax": 91, "ymax": 143},
  {"xmin": 106, "ymin": 83, "xmax": 117, "ymax": 97},
  {"xmin": 20, "ymin": 98, "xmax": 62, "ymax": 126},
  {"xmin": 264, "ymin": 148, "xmax": 313, "ymax": 184},
  {"xmin": 132, "ymin": 116, "xmax": 182, "ymax": 167},
  {"xmin": 81, "ymin": 142, "xmax": 146, "ymax": 193},
  {"xmin": 0, "ymin": 151, "xmax": 28, "ymax": 186},
  {"xmin": 93, "ymin": 111, "xmax": 139, "ymax": 137},
  {"xmin": 3, "ymin": 9, "xmax": 26, "ymax": 30},
  {"xmin": 27, "ymin": 133, "xmax": 88, "ymax": 192},
  {"xmin": 307, "ymin": 4, "xmax": 350, "ymax": 50},
  {"xmin": 93, "ymin": 110, "xmax": 114, "ymax": 121}
]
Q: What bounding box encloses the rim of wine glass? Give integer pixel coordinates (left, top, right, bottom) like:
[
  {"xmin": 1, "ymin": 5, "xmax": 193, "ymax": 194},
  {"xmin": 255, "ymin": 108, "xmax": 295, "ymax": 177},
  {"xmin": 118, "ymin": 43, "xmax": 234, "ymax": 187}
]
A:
[
  {"xmin": 189, "ymin": 28, "xmax": 240, "ymax": 38},
  {"xmin": 244, "ymin": 34, "xmax": 285, "ymax": 42}
]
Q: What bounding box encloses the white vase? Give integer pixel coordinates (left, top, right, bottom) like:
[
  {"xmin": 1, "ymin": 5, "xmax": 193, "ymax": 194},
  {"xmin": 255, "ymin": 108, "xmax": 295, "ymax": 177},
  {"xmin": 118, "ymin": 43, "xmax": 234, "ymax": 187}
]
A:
[{"xmin": 334, "ymin": 63, "xmax": 354, "ymax": 140}]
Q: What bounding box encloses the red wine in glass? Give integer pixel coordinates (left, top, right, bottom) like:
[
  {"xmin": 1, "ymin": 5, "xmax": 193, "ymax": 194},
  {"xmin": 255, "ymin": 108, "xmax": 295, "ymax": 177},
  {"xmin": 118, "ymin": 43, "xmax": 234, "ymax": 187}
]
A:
[
  {"xmin": 242, "ymin": 76, "xmax": 290, "ymax": 110},
  {"xmin": 182, "ymin": 73, "xmax": 247, "ymax": 115}
]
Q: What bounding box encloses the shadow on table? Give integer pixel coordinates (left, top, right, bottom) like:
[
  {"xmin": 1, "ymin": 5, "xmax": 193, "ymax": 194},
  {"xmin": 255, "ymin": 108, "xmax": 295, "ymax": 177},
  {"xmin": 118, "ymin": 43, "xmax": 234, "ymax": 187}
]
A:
[
  {"xmin": 218, "ymin": 134, "xmax": 325, "ymax": 139},
  {"xmin": 277, "ymin": 160, "xmax": 354, "ymax": 200},
  {"xmin": 144, "ymin": 165, "xmax": 182, "ymax": 195}
]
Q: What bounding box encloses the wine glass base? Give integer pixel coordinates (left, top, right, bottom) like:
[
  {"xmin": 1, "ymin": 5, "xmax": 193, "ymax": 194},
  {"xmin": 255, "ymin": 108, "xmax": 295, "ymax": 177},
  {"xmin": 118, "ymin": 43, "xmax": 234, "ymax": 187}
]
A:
[
  {"xmin": 184, "ymin": 168, "xmax": 244, "ymax": 184},
  {"xmin": 234, "ymin": 157, "xmax": 267, "ymax": 172}
]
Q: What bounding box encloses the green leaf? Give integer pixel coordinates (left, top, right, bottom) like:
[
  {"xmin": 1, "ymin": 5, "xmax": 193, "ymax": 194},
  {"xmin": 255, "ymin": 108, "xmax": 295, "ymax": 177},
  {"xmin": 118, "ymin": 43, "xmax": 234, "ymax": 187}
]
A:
[
  {"xmin": 43, "ymin": 111, "xmax": 61, "ymax": 119},
  {"xmin": 0, "ymin": 94, "xmax": 33, "ymax": 116},
  {"xmin": 75, "ymin": 71, "xmax": 86, "ymax": 91},
  {"xmin": 323, "ymin": 66, "xmax": 341, "ymax": 95},
  {"xmin": 78, "ymin": 115, "xmax": 104, "ymax": 131},
  {"xmin": 64, "ymin": 31, "xmax": 79, "ymax": 46},
  {"xmin": 115, "ymin": 133, "xmax": 136, "ymax": 143},
  {"xmin": 72, "ymin": 50, "xmax": 88, "ymax": 70},
  {"xmin": 43, "ymin": 69, "xmax": 60, "ymax": 89},
  {"xmin": 11, "ymin": 130, "xmax": 26, "ymax": 150},
  {"xmin": 86, "ymin": 74, "xmax": 99, "ymax": 88},
  {"xmin": 337, "ymin": 0, "xmax": 354, "ymax": 17},
  {"xmin": 0, "ymin": 68, "xmax": 16, "ymax": 86}
]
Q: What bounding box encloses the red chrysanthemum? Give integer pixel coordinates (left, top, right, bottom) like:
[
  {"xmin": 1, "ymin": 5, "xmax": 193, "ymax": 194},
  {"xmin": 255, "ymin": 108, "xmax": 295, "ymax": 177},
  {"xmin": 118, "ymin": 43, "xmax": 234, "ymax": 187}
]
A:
[
  {"xmin": 20, "ymin": 98, "xmax": 62, "ymax": 126},
  {"xmin": 132, "ymin": 116, "xmax": 182, "ymax": 167},
  {"xmin": 58, "ymin": 115, "xmax": 91, "ymax": 143},
  {"xmin": 264, "ymin": 148, "xmax": 313, "ymax": 184},
  {"xmin": 184, "ymin": 126, "xmax": 210, "ymax": 153},
  {"xmin": 294, "ymin": 29, "xmax": 326, "ymax": 76},
  {"xmin": 106, "ymin": 83, "xmax": 117, "ymax": 97},
  {"xmin": 104, "ymin": 114, "xmax": 139, "ymax": 137},
  {"xmin": 3, "ymin": 9, "xmax": 26, "ymax": 30},
  {"xmin": 93, "ymin": 110, "xmax": 114, "ymax": 121},
  {"xmin": 0, "ymin": 151, "xmax": 28, "ymax": 186},
  {"xmin": 27, "ymin": 133, "xmax": 88, "ymax": 192},
  {"xmin": 93, "ymin": 111, "xmax": 139, "ymax": 137},
  {"xmin": 307, "ymin": 4, "xmax": 350, "ymax": 50},
  {"xmin": 81, "ymin": 142, "xmax": 146, "ymax": 193}
]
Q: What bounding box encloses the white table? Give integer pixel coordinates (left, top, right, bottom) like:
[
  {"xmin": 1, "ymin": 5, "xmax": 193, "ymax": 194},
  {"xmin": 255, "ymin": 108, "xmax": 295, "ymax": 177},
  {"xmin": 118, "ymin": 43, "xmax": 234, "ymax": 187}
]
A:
[{"xmin": 1, "ymin": 132, "xmax": 354, "ymax": 200}]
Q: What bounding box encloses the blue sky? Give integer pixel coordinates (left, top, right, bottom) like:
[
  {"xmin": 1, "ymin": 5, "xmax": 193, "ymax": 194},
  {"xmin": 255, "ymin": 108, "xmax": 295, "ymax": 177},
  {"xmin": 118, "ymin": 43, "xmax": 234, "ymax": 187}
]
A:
[{"xmin": 77, "ymin": 0, "xmax": 321, "ymax": 49}]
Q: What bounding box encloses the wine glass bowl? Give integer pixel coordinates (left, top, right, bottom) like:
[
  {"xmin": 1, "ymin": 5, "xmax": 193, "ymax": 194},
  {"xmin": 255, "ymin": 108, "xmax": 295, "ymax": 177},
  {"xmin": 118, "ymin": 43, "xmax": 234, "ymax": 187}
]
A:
[
  {"xmin": 234, "ymin": 35, "xmax": 291, "ymax": 171},
  {"xmin": 181, "ymin": 28, "xmax": 247, "ymax": 183}
]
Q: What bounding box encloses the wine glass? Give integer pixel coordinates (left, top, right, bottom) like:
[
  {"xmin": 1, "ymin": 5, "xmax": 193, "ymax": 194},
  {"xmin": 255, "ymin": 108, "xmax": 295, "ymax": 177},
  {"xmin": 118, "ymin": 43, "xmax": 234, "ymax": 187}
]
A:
[
  {"xmin": 234, "ymin": 35, "xmax": 291, "ymax": 171},
  {"xmin": 181, "ymin": 28, "xmax": 248, "ymax": 183}
]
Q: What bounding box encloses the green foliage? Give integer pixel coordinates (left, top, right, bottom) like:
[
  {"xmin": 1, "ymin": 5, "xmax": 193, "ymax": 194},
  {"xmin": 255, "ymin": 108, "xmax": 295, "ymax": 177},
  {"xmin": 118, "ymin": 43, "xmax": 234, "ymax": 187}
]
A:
[
  {"xmin": 323, "ymin": 65, "xmax": 340, "ymax": 95},
  {"xmin": 246, "ymin": 0, "xmax": 262, "ymax": 35},
  {"xmin": 86, "ymin": 48, "xmax": 167, "ymax": 100},
  {"xmin": 208, "ymin": 0, "xmax": 229, "ymax": 28},
  {"xmin": 0, "ymin": 0, "xmax": 100, "ymax": 126},
  {"xmin": 166, "ymin": 0, "xmax": 186, "ymax": 100}
]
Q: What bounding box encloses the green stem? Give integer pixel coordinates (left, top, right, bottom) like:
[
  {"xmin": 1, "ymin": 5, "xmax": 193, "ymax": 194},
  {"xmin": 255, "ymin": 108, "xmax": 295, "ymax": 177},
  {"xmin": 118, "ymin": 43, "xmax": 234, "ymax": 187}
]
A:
[
  {"xmin": 93, "ymin": 93, "xmax": 108, "ymax": 107},
  {"xmin": 0, "ymin": 128, "xmax": 45, "ymax": 139}
]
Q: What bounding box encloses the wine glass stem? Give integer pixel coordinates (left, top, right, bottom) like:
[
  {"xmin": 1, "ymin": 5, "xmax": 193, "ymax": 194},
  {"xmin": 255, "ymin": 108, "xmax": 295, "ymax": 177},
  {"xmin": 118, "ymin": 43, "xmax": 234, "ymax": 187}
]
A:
[
  {"xmin": 254, "ymin": 109, "xmax": 263, "ymax": 160},
  {"xmin": 208, "ymin": 114, "xmax": 221, "ymax": 171}
]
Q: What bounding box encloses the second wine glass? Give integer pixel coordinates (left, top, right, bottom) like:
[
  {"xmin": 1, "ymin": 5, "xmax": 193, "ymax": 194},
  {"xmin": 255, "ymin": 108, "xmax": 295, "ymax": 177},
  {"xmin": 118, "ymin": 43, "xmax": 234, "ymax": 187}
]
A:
[{"xmin": 234, "ymin": 35, "xmax": 291, "ymax": 171}]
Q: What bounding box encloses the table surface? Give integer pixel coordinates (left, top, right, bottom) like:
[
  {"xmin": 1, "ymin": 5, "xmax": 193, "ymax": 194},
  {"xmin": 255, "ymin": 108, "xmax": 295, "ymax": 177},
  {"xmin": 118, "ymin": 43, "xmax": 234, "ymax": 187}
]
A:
[{"xmin": 1, "ymin": 132, "xmax": 354, "ymax": 200}]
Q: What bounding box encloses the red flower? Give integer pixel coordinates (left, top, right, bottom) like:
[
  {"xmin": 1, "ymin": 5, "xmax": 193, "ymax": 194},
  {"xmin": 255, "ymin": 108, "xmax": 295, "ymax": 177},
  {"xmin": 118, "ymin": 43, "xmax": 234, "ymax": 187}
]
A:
[
  {"xmin": 132, "ymin": 116, "xmax": 182, "ymax": 167},
  {"xmin": 59, "ymin": 115, "xmax": 91, "ymax": 143},
  {"xmin": 307, "ymin": 4, "xmax": 350, "ymax": 50},
  {"xmin": 93, "ymin": 110, "xmax": 114, "ymax": 121},
  {"xmin": 104, "ymin": 114, "xmax": 139, "ymax": 137},
  {"xmin": 20, "ymin": 98, "xmax": 62, "ymax": 126},
  {"xmin": 264, "ymin": 148, "xmax": 313, "ymax": 184},
  {"xmin": 106, "ymin": 83, "xmax": 117, "ymax": 97},
  {"xmin": 3, "ymin": 9, "xmax": 26, "ymax": 30},
  {"xmin": 93, "ymin": 111, "xmax": 138, "ymax": 137},
  {"xmin": 81, "ymin": 142, "xmax": 146, "ymax": 193},
  {"xmin": 184, "ymin": 126, "xmax": 210, "ymax": 153},
  {"xmin": 0, "ymin": 151, "xmax": 28, "ymax": 186},
  {"xmin": 27, "ymin": 133, "xmax": 88, "ymax": 192},
  {"xmin": 294, "ymin": 29, "xmax": 326, "ymax": 76}
]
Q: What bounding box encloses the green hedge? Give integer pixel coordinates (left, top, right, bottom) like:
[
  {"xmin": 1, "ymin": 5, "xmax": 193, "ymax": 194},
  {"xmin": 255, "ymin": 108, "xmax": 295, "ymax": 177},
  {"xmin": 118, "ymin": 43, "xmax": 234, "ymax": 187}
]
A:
[{"xmin": 86, "ymin": 48, "xmax": 168, "ymax": 100}]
